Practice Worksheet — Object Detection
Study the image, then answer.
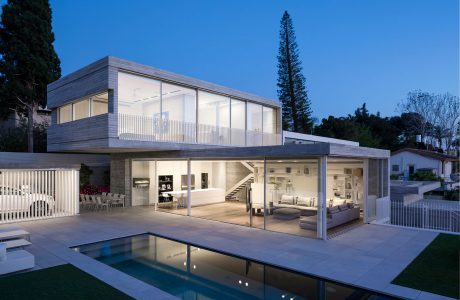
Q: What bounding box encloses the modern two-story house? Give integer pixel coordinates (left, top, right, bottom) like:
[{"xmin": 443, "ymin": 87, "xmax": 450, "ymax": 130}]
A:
[{"xmin": 46, "ymin": 56, "xmax": 390, "ymax": 240}]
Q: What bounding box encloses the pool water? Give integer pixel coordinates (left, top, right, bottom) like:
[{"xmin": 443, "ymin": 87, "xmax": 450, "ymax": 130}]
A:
[{"xmin": 72, "ymin": 234, "xmax": 395, "ymax": 300}]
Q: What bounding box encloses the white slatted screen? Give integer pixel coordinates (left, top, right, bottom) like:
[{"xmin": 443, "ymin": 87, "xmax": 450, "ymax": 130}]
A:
[{"xmin": 0, "ymin": 169, "xmax": 79, "ymax": 223}]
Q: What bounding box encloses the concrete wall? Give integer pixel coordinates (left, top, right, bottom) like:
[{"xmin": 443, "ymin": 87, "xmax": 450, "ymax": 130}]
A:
[
  {"xmin": 225, "ymin": 161, "xmax": 252, "ymax": 201},
  {"xmin": 110, "ymin": 157, "xmax": 132, "ymax": 206}
]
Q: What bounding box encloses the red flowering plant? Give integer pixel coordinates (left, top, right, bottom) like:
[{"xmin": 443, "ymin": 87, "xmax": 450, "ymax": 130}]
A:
[
  {"xmin": 80, "ymin": 185, "xmax": 98, "ymax": 195},
  {"xmin": 98, "ymin": 186, "xmax": 110, "ymax": 193}
]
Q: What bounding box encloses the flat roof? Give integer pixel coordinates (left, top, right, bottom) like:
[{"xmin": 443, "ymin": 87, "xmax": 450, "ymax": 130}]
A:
[
  {"xmin": 112, "ymin": 143, "xmax": 390, "ymax": 160},
  {"xmin": 48, "ymin": 56, "xmax": 280, "ymax": 108},
  {"xmin": 283, "ymin": 131, "xmax": 359, "ymax": 146}
]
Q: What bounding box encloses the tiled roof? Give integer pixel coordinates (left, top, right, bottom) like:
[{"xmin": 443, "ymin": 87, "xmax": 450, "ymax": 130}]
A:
[{"xmin": 392, "ymin": 148, "xmax": 458, "ymax": 162}]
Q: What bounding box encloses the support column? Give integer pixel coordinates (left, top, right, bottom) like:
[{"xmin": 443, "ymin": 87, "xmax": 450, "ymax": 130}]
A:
[
  {"xmin": 187, "ymin": 159, "xmax": 191, "ymax": 216},
  {"xmin": 319, "ymin": 156, "xmax": 327, "ymax": 240},
  {"xmin": 263, "ymin": 158, "xmax": 267, "ymax": 230},
  {"xmin": 363, "ymin": 159, "xmax": 369, "ymax": 223}
]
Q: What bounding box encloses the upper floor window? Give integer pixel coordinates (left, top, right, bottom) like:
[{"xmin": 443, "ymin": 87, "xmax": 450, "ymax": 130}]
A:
[
  {"xmin": 58, "ymin": 103, "xmax": 72, "ymax": 124},
  {"xmin": 91, "ymin": 93, "xmax": 108, "ymax": 116},
  {"xmin": 198, "ymin": 91, "xmax": 230, "ymax": 128},
  {"xmin": 392, "ymin": 165, "xmax": 399, "ymax": 172},
  {"xmin": 118, "ymin": 72, "xmax": 160, "ymax": 117},
  {"xmin": 57, "ymin": 91, "xmax": 108, "ymax": 124}
]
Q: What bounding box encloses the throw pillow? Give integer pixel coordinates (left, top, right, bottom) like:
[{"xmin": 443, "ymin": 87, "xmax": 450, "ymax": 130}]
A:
[
  {"xmin": 297, "ymin": 196, "xmax": 309, "ymax": 206},
  {"xmin": 280, "ymin": 195, "xmax": 294, "ymax": 205}
]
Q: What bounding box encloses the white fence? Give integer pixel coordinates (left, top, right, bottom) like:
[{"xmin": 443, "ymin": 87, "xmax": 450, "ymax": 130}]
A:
[
  {"xmin": 376, "ymin": 197, "xmax": 390, "ymax": 223},
  {"xmin": 390, "ymin": 200, "xmax": 460, "ymax": 233},
  {"xmin": 0, "ymin": 169, "xmax": 79, "ymax": 224},
  {"xmin": 118, "ymin": 113, "xmax": 281, "ymax": 147}
]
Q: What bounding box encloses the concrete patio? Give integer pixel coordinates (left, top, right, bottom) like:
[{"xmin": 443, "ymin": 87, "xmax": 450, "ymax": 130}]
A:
[{"xmin": 0, "ymin": 207, "xmax": 452, "ymax": 300}]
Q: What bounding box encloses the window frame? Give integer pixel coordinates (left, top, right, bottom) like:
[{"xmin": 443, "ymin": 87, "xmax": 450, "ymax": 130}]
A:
[{"xmin": 57, "ymin": 91, "xmax": 109, "ymax": 124}]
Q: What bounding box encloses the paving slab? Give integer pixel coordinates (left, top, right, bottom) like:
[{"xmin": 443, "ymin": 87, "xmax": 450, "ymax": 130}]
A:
[{"xmin": 0, "ymin": 207, "xmax": 448, "ymax": 299}]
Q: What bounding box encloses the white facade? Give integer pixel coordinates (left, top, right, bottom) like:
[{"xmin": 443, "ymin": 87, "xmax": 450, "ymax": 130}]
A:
[{"xmin": 391, "ymin": 151, "xmax": 452, "ymax": 180}]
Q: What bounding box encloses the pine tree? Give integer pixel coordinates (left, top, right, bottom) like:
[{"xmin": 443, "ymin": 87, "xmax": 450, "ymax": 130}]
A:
[
  {"xmin": 277, "ymin": 11, "xmax": 313, "ymax": 134},
  {"xmin": 0, "ymin": 0, "xmax": 61, "ymax": 152}
]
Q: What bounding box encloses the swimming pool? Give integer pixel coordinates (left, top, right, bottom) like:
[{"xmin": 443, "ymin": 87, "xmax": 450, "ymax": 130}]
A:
[{"xmin": 72, "ymin": 233, "xmax": 395, "ymax": 299}]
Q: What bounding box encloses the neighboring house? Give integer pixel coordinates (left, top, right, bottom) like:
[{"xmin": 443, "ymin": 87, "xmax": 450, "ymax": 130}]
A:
[
  {"xmin": 391, "ymin": 148, "xmax": 458, "ymax": 181},
  {"xmin": 1, "ymin": 56, "xmax": 391, "ymax": 241}
]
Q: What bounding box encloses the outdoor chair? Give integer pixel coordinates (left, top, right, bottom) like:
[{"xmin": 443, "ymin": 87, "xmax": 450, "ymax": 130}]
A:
[
  {"xmin": 79, "ymin": 194, "xmax": 85, "ymax": 209},
  {"xmin": 119, "ymin": 195, "xmax": 126, "ymax": 208},
  {"xmin": 90, "ymin": 195, "xmax": 98, "ymax": 210},
  {"xmin": 96, "ymin": 196, "xmax": 109, "ymax": 211},
  {"xmin": 84, "ymin": 195, "xmax": 93, "ymax": 210},
  {"xmin": 111, "ymin": 194, "xmax": 125, "ymax": 208},
  {"xmin": 80, "ymin": 194, "xmax": 91, "ymax": 210}
]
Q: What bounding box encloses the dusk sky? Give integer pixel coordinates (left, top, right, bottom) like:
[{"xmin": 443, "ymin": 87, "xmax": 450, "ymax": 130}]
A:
[{"xmin": 18, "ymin": 0, "xmax": 460, "ymax": 120}]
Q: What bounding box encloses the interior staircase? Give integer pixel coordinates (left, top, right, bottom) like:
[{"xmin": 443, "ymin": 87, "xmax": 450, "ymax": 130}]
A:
[
  {"xmin": 225, "ymin": 176, "xmax": 254, "ymax": 201},
  {"xmin": 225, "ymin": 162, "xmax": 255, "ymax": 201}
]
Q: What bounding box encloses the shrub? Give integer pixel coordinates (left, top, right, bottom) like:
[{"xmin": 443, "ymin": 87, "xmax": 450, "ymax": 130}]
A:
[
  {"xmin": 409, "ymin": 171, "xmax": 443, "ymax": 182},
  {"xmin": 80, "ymin": 185, "xmax": 98, "ymax": 195}
]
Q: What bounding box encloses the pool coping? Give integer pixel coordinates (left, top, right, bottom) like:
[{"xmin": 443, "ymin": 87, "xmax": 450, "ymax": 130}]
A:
[{"xmin": 71, "ymin": 231, "xmax": 401, "ymax": 299}]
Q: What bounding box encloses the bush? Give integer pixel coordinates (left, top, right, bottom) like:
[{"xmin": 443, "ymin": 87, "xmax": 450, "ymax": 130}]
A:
[
  {"xmin": 79, "ymin": 164, "xmax": 93, "ymax": 187},
  {"xmin": 410, "ymin": 171, "xmax": 443, "ymax": 182},
  {"xmin": 80, "ymin": 185, "xmax": 98, "ymax": 195},
  {"xmin": 444, "ymin": 188, "xmax": 459, "ymax": 201}
]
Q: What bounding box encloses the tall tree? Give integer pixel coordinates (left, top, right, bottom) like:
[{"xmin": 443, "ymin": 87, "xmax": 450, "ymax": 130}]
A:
[
  {"xmin": 0, "ymin": 0, "xmax": 60, "ymax": 152},
  {"xmin": 277, "ymin": 11, "xmax": 312, "ymax": 133}
]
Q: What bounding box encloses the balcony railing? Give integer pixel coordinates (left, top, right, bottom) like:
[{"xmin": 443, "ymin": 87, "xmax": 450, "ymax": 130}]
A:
[{"xmin": 118, "ymin": 113, "xmax": 281, "ymax": 147}]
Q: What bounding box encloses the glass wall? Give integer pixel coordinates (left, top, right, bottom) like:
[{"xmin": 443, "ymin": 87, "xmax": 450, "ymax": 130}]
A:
[
  {"xmin": 155, "ymin": 160, "xmax": 189, "ymax": 215},
  {"xmin": 57, "ymin": 91, "xmax": 109, "ymax": 124},
  {"xmin": 247, "ymin": 103, "xmax": 263, "ymax": 146},
  {"xmin": 91, "ymin": 92, "xmax": 109, "ymax": 116},
  {"xmin": 198, "ymin": 92, "xmax": 230, "ymax": 145},
  {"xmin": 189, "ymin": 160, "xmax": 263, "ymax": 228},
  {"xmin": 162, "ymin": 83, "xmax": 197, "ymax": 143},
  {"xmin": 118, "ymin": 72, "xmax": 161, "ymax": 117},
  {"xmin": 265, "ymin": 159, "xmax": 320, "ymax": 238},
  {"xmin": 162, "ymin": 83, "xmax": 196, "ymax": 124},
  {"xmin": 58, "ymin": 104, "xmax": 72, "ymax": 124},
  {"xmin": 326, "ymin": 158, "xmax": 364, "ymax": 236},
  {"xmin": 116, "ymin": 71, "xmax": 280, "ymax": 146},
  {"xmin": 73, "ymin": 99, "xmax": 89, "ymax": 121},
  {"xmin": 231, "ymin": 99, "xmax": 246, "ymax": 146}
]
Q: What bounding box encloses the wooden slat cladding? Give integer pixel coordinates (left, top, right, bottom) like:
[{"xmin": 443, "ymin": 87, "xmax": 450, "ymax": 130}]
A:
[
  {"xmin": 0, "ymin": 152, "xmax": 109, "ymax": 169},
  {"xmin": 47, "ymin": 65, "xmax": 110, "ymax": 109}
]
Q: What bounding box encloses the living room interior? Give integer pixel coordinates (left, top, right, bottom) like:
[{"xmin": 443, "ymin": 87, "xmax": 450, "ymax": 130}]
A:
[{"xmin": 131, "ymin": 157, "xmax": 365, "ymax": 239}]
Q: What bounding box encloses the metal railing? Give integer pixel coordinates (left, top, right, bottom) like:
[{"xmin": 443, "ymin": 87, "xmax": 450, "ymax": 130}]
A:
[
  {"xmin": 118, "ymin": 113, "xmax": 281, "ymax": 147},
  {"xmin": 390, "ymin": 199, "xmax": 460, "ymax": 233},
  {"xmin": 0, "ymin": 169, "xmax": 79, "ymax": 224}
]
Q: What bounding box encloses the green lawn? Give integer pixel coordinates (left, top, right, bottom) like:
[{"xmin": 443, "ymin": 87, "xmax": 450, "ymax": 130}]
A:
[
  {"xmin": 0, "ymin": 264, "xmax": 132, "ymax": 300},
  {"xmin": 392, "ymin": 233, "xmax": 460, "ymax": 299}
]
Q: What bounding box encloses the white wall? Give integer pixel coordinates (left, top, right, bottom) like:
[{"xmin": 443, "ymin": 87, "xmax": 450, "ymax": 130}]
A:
[
  {"xmin": 131, "ymin": 160, "xmax": 228, "ymax": 206},
  {"xmin": 391, "ymin": 152, "xmax": 441, "ymax": 178}
]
